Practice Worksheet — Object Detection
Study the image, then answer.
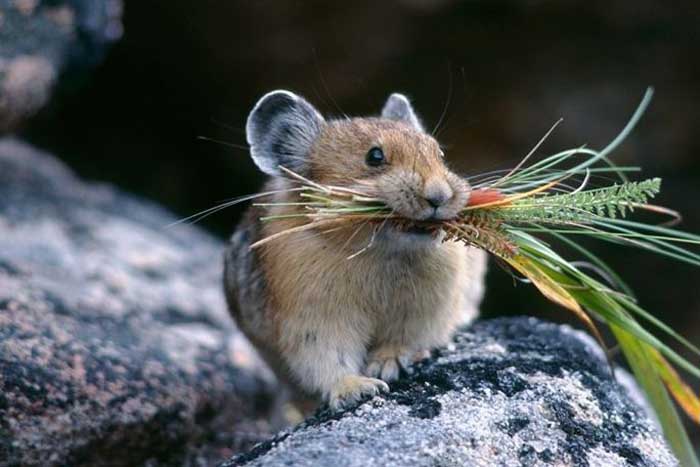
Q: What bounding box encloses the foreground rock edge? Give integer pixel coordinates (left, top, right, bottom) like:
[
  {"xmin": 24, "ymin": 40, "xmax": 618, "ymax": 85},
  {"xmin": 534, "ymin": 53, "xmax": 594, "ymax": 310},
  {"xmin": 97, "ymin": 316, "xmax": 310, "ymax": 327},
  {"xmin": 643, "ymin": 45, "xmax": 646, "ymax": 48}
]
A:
[{"xmin": 223, "ymin": 317, "xmax": 677, "ymax": 467}]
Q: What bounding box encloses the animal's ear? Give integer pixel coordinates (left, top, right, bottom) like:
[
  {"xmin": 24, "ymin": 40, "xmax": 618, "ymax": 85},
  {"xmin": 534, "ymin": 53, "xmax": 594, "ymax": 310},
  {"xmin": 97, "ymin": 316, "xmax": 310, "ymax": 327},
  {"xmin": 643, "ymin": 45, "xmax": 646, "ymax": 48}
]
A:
[
  {"xmin": 381, "ymin": 93, "xmax": 424, "ymax": 131},
  {"xmin": 246, "ymin": 90, "xmax": 325, "ymax": 176}
]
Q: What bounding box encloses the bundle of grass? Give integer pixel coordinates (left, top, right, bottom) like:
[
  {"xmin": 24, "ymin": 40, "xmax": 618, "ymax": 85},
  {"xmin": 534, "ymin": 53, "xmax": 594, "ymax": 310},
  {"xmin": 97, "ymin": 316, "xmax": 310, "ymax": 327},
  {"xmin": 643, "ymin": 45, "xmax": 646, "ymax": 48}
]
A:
[{"xmin": 248, "ymin": 89, "xmax": 700, "ymax": 465}]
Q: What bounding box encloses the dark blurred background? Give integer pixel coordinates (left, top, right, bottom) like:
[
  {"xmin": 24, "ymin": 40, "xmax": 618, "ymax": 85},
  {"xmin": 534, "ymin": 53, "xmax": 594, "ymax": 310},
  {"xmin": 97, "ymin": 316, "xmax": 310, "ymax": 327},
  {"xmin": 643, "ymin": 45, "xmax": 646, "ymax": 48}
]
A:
[{"xmin": 19, "ymin": 0, "xmax": 700, "ymax": 445}]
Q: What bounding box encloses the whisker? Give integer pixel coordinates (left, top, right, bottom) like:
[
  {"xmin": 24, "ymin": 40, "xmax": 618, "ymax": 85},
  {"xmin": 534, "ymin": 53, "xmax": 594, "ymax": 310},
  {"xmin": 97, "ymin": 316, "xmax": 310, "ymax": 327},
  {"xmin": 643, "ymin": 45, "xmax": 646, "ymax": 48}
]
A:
[
  {"xmin": 490, "ymin": 118, "xmax": 563, "ymax": 187},
  {"xmin": 312, "ymin": 48, "xmax": 349, "ymax": 119},
  {"xmin": 166, "ymin": 188, "xmax": 305, "ymax": 228},
  {"xmin": 432, "ymin": 61, "xmax": 453, "ymax": 137},
  {"xmin": 197, "ymin": 136, "xmax": 250, "ymax": 152},
  {"xmin": 210, "ymin": 118, "xmax": 246, "ymax": 135}
]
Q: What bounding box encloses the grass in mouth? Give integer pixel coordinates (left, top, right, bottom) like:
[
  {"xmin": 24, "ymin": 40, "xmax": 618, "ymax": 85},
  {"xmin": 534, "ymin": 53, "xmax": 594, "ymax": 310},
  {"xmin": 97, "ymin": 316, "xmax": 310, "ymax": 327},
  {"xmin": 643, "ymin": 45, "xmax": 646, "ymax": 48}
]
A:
[{"xmin": 251, "ymin": 88, "xmax": 700, "ymax": 464}]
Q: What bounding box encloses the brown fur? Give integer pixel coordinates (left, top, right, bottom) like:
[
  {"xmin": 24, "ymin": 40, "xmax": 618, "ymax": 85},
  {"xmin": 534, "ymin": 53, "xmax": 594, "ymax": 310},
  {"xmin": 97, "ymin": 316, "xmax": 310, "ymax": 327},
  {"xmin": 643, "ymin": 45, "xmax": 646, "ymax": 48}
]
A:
[{"xmin": 224, "ymin": 116, "xmax": 487, "ymax": 410}]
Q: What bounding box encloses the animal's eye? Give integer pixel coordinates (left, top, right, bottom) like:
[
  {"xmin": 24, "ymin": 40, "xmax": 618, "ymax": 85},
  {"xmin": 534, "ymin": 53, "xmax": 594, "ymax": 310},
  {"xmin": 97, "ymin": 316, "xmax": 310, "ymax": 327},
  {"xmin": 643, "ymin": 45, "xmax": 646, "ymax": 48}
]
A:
[{"xmin": 366, "ymin": 147, "xmax": 385, "ymax": 167}]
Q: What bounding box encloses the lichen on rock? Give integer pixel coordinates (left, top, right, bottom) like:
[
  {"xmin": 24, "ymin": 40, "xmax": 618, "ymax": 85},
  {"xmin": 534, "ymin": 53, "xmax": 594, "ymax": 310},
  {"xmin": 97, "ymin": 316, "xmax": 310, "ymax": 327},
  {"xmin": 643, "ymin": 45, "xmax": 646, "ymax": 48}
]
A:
[{"xmin": 223, "ymin": 318, "xmax": 678, "ymax": 467}]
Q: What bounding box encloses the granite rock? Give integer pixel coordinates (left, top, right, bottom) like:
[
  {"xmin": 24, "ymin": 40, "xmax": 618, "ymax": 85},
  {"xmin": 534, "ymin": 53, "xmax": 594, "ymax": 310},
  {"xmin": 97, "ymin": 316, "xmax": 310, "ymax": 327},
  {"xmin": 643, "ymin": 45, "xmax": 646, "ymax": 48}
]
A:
[
  {"xmin": 223, "ymin": 317, "xmax": 677, "ymax": 467},
  {"xmin": 0, "ymin": 138, "xmax": 279, "ymax": 467}
]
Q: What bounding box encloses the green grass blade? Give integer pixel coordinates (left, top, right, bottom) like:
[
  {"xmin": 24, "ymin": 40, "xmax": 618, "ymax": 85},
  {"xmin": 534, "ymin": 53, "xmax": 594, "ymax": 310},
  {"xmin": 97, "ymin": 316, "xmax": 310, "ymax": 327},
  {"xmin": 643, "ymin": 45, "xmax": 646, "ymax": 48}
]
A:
[
  {"xmin": 597, "ymin": 87, "xmax": 654, "ymax": 159},
  {"xmin": 510, "ymin": 231, "xmax": 700, "ymax": 379},
  {"xmin": 533, "ymin": 226, "xmax": 636, "ymax": 297},
  {"xmin": 495, "ymin": 88, "xmax": 653, "ymax": 192},
  {"xmin": 612, "ymin": 325, "xmax": 700, "ymax": 467}
]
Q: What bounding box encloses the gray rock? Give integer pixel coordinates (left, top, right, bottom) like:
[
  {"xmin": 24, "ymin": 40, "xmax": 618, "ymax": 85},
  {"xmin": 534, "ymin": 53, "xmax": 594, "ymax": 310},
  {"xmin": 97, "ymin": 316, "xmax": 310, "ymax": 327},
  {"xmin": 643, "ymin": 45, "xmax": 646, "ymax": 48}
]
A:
[
  {"xmin": 223, "ymin": 317, "xmax": 677, "ymax": 467},
  {"xmin": 0, "ymin": 0, "xmax": 122, "ymax": 131},
  {"xmin": 0, "ymin": 138, "xmax": 280, "ymax": 467}
]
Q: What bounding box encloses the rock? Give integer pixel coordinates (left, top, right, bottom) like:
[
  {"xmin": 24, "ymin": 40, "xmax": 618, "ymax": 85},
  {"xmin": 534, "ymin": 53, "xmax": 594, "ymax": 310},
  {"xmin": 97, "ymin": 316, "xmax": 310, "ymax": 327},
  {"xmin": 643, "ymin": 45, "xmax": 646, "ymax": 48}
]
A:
[
  {"xmin": 223, "ymin": 317, "xmax": 677, "ymax": 467},
  {"xmin": 0, "ymin": 138, "xmax": 280, "ymax": 467},
  {"xmin": 0, "ymin": 0, "xmax": 123, "ymax": 131}
]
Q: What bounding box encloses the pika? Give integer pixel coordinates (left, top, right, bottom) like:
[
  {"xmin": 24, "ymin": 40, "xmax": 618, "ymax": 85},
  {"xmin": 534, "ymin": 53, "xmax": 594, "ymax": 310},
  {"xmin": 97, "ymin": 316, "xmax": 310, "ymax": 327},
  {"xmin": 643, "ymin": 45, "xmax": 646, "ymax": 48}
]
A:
[{"xmin": 224, "ymin": 90, "xmax": 487, "ymax": 410}]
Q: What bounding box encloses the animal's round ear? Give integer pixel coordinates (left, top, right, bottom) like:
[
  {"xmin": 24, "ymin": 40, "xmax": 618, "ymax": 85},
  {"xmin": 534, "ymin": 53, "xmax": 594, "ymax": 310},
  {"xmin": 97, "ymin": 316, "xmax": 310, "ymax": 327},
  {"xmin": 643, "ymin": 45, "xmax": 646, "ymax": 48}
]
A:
[
  {"xmin": 246, "ymin": 90, "xmax": 325, "ymax": 176},
  {"xmin": 381, "ymin": 93, "xmax": 424, "ymax": 132}
]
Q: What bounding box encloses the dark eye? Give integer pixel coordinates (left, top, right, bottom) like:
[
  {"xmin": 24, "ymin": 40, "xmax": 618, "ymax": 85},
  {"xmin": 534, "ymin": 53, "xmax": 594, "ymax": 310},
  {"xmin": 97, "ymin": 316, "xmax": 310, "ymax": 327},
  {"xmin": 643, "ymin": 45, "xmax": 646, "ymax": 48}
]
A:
[{"xmin": 366, "ymin": 147, "xmax": 385, "ymax": 167}]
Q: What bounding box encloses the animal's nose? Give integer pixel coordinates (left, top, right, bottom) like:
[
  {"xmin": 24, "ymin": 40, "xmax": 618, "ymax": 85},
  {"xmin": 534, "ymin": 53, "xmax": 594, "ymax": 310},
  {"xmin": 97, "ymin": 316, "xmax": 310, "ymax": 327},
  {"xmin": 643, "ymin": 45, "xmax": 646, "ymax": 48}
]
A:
[
  {"xmin": 425, "ymin": 193, "xmax": 448, "ymax": 208},
  {"xmin": 423, "ymin": 180, "xmax": 453, "ymax": 208}
]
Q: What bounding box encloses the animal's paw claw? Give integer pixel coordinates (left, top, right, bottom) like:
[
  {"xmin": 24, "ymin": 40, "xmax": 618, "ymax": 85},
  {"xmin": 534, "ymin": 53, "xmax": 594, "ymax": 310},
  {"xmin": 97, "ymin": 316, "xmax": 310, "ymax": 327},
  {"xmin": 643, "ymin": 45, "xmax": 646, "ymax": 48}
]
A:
[
  {"xmin": 364, "ymin": 346, "xmax": 415, "ymax": 382},
  {"xmin": 329, "ymin": 375, "xmax": 389, "ymax": 410}
]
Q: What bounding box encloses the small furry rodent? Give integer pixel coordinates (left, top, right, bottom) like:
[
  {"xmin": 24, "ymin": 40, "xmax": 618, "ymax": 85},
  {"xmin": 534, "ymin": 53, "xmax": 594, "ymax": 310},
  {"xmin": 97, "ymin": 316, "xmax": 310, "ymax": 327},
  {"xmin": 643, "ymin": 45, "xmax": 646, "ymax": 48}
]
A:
[{"xmin": 224, "ymin": 90, "xmax": 487, "ymax": 410}]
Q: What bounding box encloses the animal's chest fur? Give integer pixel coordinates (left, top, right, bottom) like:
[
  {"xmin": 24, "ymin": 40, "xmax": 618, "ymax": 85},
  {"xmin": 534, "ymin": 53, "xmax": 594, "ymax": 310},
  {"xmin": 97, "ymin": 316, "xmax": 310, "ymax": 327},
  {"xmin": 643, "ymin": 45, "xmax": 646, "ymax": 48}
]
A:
[
  {"xmin": 262, "ymin": 228, "xmax": 468, "ymax": 341},
  {"xmin": 359, "ymin": 252, "xmax": 459, "ymax": 318},
  {"xmin": 280, "ymin": 241, "xmax": 464, "ymax": 320}
]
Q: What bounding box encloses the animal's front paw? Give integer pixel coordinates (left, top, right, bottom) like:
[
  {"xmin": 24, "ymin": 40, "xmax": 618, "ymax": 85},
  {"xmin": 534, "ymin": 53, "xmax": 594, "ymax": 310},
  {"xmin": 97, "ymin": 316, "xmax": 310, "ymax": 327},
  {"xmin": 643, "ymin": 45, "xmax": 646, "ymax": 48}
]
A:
[
  {"xmin": 364, "ymin": 345, "xmax": 414, "ymax": 382},
  {"xmin": 329, "ymin": 375, "xmax": 389, "ymax": 410},
  {"xmin": 412, "ymin": 349, "xmax": 431, "ymax": 362}
]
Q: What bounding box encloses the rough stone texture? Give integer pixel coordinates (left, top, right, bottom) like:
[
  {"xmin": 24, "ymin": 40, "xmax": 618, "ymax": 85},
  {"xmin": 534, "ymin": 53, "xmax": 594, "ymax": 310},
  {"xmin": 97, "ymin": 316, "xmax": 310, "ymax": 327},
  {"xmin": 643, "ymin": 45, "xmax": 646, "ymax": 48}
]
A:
[
  {"xmin": 0, "ymin": 0, "xmax": 122, "ymax": 131},
  {"xmin": 0, "ymin": 138, "xmax": 280, "ymax": 467},
  {"xmin": 223, "ymin": 318, "xmax": 678, "ymax": 467}
]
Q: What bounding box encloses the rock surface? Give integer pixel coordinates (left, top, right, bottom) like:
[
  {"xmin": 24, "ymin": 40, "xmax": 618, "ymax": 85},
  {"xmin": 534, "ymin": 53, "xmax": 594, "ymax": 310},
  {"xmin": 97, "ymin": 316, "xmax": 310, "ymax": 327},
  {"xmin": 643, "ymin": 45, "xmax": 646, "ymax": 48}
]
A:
[
  {"xmin": 0, "ymin": 0, "xmax": 122, "ymax": 131},
  {"xmin": 0, "ymin": 138, "xmax": 279, "ymax": 467},
  {"xmin": 223, "ymin": 318, "xmax": 677, "ymax": 467},
  {"xmin": 0, "ymin": 138, "xmax": 680, "ymax": 467}
]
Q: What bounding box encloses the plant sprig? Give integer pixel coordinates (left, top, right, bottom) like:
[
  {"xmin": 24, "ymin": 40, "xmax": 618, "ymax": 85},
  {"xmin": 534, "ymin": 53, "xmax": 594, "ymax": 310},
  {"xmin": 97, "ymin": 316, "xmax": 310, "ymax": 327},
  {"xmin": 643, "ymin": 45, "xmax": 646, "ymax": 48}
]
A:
[{"xmin": 504, "ymin": 178, "xmax": 661, "ymax": 223}]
